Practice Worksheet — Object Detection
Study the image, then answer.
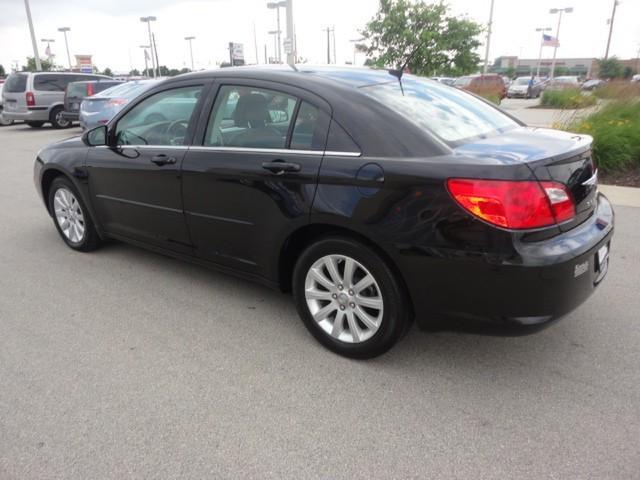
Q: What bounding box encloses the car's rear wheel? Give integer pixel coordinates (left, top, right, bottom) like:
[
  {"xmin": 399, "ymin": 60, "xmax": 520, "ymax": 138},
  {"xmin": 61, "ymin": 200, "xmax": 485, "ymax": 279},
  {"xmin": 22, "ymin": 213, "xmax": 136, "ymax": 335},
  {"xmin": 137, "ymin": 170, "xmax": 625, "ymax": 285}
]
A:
[
  {"xmin": 27, "ymin": 121, "xmax": 45, "ymax": 128},
  {"xmin": 292, "ymin": 236, "xmax": 410, "ymax": 358},
  {"xmin": 48, "ymin": 177, "xmax": 100, "ymax": 251},
  {"xmin": 50, "ymin": 106, "xmax": 72, "ymax": 129}
]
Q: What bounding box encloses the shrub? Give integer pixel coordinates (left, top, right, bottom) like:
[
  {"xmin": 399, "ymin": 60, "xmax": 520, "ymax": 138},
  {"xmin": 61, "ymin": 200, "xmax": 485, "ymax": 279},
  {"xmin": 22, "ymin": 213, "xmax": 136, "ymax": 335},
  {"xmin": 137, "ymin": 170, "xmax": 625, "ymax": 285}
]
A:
[
  {"xmin": 592, "ymin": 81, "xmax": 640, "ymax": 100},
  {"xmin": 565, "ymin": 99, "xmax": 640, "ymax": 173},
  {"xmin": 541, "ymin": 88, "xmax": 597, "ymax": 109}
]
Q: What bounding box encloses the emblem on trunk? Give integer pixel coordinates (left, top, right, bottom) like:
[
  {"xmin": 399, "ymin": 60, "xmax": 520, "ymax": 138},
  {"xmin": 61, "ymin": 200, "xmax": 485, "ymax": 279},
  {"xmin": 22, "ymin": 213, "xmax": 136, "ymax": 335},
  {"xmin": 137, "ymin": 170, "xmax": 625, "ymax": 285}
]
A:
[{"xmin": 574, "ymin": 261, "xmax": 589, "ymax": 277}]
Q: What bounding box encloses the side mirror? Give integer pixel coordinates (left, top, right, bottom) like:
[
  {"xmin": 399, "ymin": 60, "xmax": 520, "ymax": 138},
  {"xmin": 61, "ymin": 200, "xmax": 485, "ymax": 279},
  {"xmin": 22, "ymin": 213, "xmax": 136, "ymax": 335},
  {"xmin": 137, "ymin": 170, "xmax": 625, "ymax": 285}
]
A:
[{"xmin": 82, "ymin": 125, "xmax": 107, "ymax": 147}]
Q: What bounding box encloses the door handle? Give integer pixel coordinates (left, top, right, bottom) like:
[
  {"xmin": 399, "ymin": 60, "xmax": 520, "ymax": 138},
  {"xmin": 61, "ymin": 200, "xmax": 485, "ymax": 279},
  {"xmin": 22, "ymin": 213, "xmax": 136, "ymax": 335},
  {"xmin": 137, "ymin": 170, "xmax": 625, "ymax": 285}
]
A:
[
  {"xmin": 262, "ymin": 160, "xmax": 301, "ymax": 175},
  {"xmin": 151, "ymin": 154, "xmax": 177, "ymax": 166}
]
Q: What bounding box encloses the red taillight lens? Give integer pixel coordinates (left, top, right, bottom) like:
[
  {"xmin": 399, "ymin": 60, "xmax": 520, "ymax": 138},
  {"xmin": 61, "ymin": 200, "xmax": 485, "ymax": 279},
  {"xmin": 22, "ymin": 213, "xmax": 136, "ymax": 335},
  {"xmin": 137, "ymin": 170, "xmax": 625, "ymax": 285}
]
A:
[
  {"xmin": 26, "ymin": 91, "xmax": 35, "ymax": 107},
  {"xmin": 87, "ymin": 83, "xmax": 94, "ymax": 96},
  {"xmin": 447, "ymin": 179, "xmax": 575, "ymax": 229}
]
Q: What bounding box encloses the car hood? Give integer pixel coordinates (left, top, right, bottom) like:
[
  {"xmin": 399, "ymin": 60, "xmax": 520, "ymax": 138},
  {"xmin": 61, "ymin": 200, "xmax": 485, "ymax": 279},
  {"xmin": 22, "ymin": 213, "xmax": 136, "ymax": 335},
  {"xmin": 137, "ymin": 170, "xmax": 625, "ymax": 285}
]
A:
[
  {"xmin": 509, "ymin": 85, "xmax": 528, "ymax": 91},
  {"xmin": 46, "ymin": 135, "xmax": 85, "ymax": 150},
  {"xmin": 454, "ymin": 127, "xmax": 592, "ymax": 166}
]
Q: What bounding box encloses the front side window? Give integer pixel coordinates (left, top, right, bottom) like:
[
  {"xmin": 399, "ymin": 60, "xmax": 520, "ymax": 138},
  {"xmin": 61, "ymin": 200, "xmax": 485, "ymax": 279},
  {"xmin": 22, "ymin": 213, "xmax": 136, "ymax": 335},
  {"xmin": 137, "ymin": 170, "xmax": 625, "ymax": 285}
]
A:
[
  {"xmin": 205, "ymin": 85, "xmax": 297, "ymax": 148},
  {"xmin": 115, "ymin": 86, "xmax": 202, "ymax": 146},
  {"xmin": 362, "ymin": 76, "xmax": 518, "ymax": 144}
]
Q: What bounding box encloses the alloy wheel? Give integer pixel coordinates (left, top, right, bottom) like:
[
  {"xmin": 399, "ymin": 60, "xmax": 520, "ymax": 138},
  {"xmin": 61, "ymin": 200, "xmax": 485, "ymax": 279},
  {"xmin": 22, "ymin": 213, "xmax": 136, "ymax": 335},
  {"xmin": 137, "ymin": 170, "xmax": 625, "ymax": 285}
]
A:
[
  {"xmin": 304, "ymin": 254, "xmax": 384, "ymax": 343},
  {"xmin": 53, "ymin": 188, "xmax": 85, "ymax": 244}
]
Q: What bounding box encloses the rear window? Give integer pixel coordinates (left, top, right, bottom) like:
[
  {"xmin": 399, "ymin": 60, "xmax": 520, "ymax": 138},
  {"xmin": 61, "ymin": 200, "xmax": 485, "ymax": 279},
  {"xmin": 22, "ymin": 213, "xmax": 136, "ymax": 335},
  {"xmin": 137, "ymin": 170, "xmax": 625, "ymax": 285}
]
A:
[
  {"xmin": 454, "ymin": 77, "xmax": 471, "ymax": 87},
  {"xmin": 95, "ymin": 81, "xmax": 159, "ymax": 100},
  {"xmin": 5, "ymin": 73, "xmax": 27, "ymax": 93},
  {"xmin": 67, "ymin": 82, "xmax": 88, "ymax": 98},
  {"xmin": 362, "ymin": 76, "xmax": 518, "ymax": 144}
]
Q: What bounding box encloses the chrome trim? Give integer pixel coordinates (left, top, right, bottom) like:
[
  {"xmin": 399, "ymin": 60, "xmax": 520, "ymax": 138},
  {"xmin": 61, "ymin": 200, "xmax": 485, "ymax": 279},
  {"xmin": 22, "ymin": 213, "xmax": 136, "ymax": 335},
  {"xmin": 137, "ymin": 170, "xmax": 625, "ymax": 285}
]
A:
[
  {"xmin": 96, "ymin": 194, "xmax": 183, "ymax": 214},
  {"xmin": 186, "ymin": 210, "xmax": 254, "ymax": 226},
  {"xmin": 93, "ymin": 145, "xmax": 362, "ymax": 157},
  {"xmin": 581, "ymin": 169, "xmax": 598, "ymax": 187}
]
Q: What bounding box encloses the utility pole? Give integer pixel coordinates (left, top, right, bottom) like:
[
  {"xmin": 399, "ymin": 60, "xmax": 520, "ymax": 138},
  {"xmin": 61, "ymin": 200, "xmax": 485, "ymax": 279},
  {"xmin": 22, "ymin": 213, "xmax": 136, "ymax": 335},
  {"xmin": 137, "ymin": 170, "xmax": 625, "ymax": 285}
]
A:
[
  {"xmin": 332, "ymin": 26, "xmax": 337, "ymax": 64},
  {"xmin": 325, "ymin": 27, "xmax": 331, "ymax": 64},
  {"xmin": 152, "ymin": 33, "xmax": 160, "ymax": 76},
  {"xmin": 23, "ymin": 0, "xmax": 42, "ymax": 71},
  {"xmin": 140, "ymin": 45, "xmax": 150, "ymax": 76},
  {"xmin": 549, "ymin": 7, "xmax": 573, "ymax": 79},
  {"xmin": 58, "ymin": 27, "xmax": 72, "ymax": 70},
  {"xmin": 185, "ymin": 36, "xmax": 195, "ymax": 71},
  {"xmin": 285, "ymin": 0, "xmax": 295, "ymax": 66},
  {"xmin": 253, "ymin": 22, "xmax": 259, "ymax": 64},
  {"xmin": 535, "ymin": 27, "xmax": 552, "ymax": 77},
  {"xmin": 482, "ymin": 0, "xmax": 495, "ymax": 74},
  {"xmin": 604, "ymin": 0, "xmax": 619, "ymax": 59}
]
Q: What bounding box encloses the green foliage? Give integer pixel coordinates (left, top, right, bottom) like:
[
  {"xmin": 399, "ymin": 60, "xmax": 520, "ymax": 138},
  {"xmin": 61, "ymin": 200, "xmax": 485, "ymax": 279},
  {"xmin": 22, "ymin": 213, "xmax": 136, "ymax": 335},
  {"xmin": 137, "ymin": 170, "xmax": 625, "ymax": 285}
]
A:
[
  {"xmin": 359, "ymin": 0, "xmax": 483, "ymax": 76},
  {"xmin": 568, "ymin": 100, "xmax": 640, "ymax": 172},
  {"xmin": 553, "ymin": 66, "xmax": 570, "ymax": 76},
  {"xmin": 623, "ymin": 66, "xmax": 637, "ymax": 79},
  {"xmin": 592, "ymin": 81, "xmax": 640, "ymax": 100},
  {"xmin": 597, "ymin": 57, "xmax": 624, "ymax": 79},
  {"xmin": 504, "ymin": 67, "xmax": 516, "ymax": 79},
  {"xmin": 541, "ymin": 89, "xmax": 597, "ymax": 109},
  {"xmin": 0, "ymin": 64, "xmax": 5, "ymax": 77},
  {"xmin": 102, "ymin": 67, "xmax": 113, "ymax": 77},
  {"xmin": 129, "ymin": 69, "xmax": 140, "ymax": 76},
  {"xmin": 22, "ymin": 56, "xmax": 55, "ymax": 72}
]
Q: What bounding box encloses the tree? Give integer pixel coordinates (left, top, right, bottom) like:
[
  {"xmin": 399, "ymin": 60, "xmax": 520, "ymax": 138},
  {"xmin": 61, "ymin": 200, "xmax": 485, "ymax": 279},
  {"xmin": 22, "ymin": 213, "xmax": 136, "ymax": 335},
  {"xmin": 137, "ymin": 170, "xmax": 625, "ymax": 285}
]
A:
[
  {"xmin": 0, "ymin": 64, "xmax": 5, "ymax": 77},
  {"xmin": 359, "ymin": 0, "xmax": 483, "ymax": 76},
  {"xmin": 129, "ymin": 68, "xmax": 140, "ymax": 76},
  {"xmin": 554, "ymin": 66, "xmax": 570, "ymax": 76},
  {"xmin": 504, "ymin": 66, "xmax": 516, "ymax": 79},
  {"xmin": 22, "ymin": 56, "xmax": 55, "ymax": 72},
  {"xmin": 102, "ymin": 67, "xmax": 113, "ymax": 77},
  {"xmin": 623, "ymin": 66, "xmax": 636, "ymax": 79},
  {"xmin": 597, "ymin": 57, "xmax": 624, "ymax": 79}
]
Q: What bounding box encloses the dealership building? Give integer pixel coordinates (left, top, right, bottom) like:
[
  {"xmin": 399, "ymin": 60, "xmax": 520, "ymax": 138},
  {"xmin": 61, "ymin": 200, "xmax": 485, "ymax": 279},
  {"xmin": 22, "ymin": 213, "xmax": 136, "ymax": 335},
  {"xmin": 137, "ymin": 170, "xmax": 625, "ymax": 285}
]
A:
[{"xmin": 493, "ymin": 56, "xmax": 600, "ymax": 77}]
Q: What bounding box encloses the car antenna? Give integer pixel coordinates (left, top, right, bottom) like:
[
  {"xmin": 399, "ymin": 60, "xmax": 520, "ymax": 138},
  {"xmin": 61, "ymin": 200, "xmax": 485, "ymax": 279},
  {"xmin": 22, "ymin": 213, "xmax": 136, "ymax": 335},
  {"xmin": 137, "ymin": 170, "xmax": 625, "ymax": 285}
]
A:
[{"xmin": 387, "ymin": 41, "xmax": 425, "ymax": 95}]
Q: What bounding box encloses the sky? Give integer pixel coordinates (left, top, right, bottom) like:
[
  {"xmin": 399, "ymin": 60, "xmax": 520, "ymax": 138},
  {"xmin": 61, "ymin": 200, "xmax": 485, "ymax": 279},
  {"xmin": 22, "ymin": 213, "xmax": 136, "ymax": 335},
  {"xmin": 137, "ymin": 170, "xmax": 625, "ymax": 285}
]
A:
[{"xmin": 0, "ymin": 0, "xmax": 639, "ymax": 74}]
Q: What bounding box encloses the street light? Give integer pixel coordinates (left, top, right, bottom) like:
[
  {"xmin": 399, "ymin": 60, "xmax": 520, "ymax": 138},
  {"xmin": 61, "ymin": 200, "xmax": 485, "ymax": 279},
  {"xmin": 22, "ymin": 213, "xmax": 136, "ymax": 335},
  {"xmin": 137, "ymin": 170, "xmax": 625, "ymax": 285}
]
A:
[
  {"xmin": 57, "ymin": 27, "xmax": 72, "ymax": 70},
  {"xmin": 23, "ymin": 0, "xmax": 42, "ymax": 71},
  {"xmin": 482, "ymin": 0, "xmax": 495, "ymax": 74},
  {"xmin": 139, "ymin": 45, "xmax": 151, "ymax": 77},
  {"xmin": 267, "ymin": 1, "xmax": 286, "ymax": 63},
  {"xmin": 268, "ymin": 30, "xmax": 281, "ymax": 63},
  {"xmin": 184, "ymin": 36, "xmax": 196, "ymax": 71},
  {"xmin": 535, "ymin": 27, "xmax": 553, "ymax": 77},
  {"xmin": 140, "ymin": 16, "xmax": 157, "ymax": 78},
  {"xmin": 548, "ymin": 7, "xmax": 573, "ymax": 79},
  {"xmin": 604, "ymin": 0, "xmax": 619, "ymax": 59}
]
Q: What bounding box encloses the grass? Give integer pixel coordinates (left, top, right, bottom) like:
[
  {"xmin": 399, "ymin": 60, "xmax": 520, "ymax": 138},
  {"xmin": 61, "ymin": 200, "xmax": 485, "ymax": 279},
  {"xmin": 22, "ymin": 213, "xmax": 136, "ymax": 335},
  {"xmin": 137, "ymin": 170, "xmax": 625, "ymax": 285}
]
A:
[
  {"xmin": 565, "ymin": 99, "xmax": 640, "ymax": 173},
  {"xmin": 592, "ymin": 81, "xmax": 640, "ymax": 100},
  {"xmin": 540, "ymin": 88, "xmax": 597, "ymax": 109}
]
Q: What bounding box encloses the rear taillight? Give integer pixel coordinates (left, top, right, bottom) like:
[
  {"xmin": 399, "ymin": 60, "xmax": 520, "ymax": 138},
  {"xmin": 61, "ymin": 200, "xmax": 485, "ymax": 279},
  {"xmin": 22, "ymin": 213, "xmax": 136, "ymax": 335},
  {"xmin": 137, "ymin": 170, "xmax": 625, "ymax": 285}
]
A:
[
  {"xmin": 87, "ymin": 83, "xmax": 94, "ymax": 96},
  {"xmin": 26, "ymin": 91, "xmax": 35, "ymax": 107},
  {"xmin": 107, "ymin": 98, "xmax": 128, "ymax": 106},
  {"xmin": 446, "ymin": 178, "xmax": 575, "ymax": 229}
]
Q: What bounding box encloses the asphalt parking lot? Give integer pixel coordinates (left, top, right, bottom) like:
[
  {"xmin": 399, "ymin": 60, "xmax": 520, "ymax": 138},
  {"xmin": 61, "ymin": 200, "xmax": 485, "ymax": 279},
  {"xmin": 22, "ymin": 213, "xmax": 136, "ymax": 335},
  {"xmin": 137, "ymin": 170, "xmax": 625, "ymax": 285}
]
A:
[{"xmin": 1, "ymin": 124, "xmax": 639, "ymax": 479}]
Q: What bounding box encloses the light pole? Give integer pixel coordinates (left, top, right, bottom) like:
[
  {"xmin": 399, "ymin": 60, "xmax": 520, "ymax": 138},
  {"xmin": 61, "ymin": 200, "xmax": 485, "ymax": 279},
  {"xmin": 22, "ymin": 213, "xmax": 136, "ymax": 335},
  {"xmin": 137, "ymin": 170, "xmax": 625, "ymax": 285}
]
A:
[
  {"xmin": 57, "ymin": 27, "xmax": 72, "ymax": 70},
  {"xmin": 482, "ymin": 0, "xmax": 495, "ymax": 74},
  {"xmin": 604, "ymin": 0, "xmax": 619, "ymax": 59},
  {"xmin": 268, "ymin": 30, "xmax": 280, "ymax": 63},
  {"xmin": 267, "ymin": 1, "xmax": 286, "ymax": 63},
  {"xmin": 535, "ymin": 27, "xmax": 552, "ymax": 77},
  {"xmin": 41, "ymin": 38, "xmax": 55, "ymax": 61},
  {"xmin": 23, "ymin": 0, "xmax": 42, "ymax": 71},
  {"xmin": 139, "ymin": 45, "xmax": 150, "ymax": 76},
  {"xmin": 140, "ymin": 16, "xmax": 157, "ymax": 78},
  {"xmin": 284, "ymin": 0, "xmax": 295, "ymax": 66},
  {"xmin": 184, "ymin": 36, "xmax": 195, "ymax": 71},
  {"xmin": 548, "ymin": 7, "xmax": 573, "ymax": 79}
]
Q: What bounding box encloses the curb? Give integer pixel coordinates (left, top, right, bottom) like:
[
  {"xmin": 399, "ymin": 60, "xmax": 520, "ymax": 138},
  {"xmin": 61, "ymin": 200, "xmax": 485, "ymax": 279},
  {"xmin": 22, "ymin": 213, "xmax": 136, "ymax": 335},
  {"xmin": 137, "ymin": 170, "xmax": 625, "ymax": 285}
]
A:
[{"xmin": 599, "ymin": 184, "xmax": 640, "ymax": 208}]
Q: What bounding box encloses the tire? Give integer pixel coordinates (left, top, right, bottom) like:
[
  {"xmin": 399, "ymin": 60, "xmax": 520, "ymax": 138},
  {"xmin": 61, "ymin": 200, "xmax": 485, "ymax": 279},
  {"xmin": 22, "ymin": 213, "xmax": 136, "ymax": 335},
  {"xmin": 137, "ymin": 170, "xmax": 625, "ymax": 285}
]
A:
[
  {"xmin": 27, "ymin": 121, "xmax": 45, "ymax": 128},
  {"xmin": 50, "ymin": 106, "xmax": 72, "ymax": 129},
  {"xmin": 48, "ymin": 177, "xmax": 100, "ymax": 252},
  {"xmin": 292, "ymin": 236, "xmax": 411, "ymax": 359}
]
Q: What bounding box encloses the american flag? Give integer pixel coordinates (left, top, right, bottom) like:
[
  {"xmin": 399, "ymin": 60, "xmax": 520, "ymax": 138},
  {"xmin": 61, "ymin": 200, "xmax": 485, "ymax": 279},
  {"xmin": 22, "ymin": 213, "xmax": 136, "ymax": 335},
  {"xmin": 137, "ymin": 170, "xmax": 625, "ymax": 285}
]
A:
[{"xmin": 542, "ymin": 34, "xmax": 560, "ymax": 47}]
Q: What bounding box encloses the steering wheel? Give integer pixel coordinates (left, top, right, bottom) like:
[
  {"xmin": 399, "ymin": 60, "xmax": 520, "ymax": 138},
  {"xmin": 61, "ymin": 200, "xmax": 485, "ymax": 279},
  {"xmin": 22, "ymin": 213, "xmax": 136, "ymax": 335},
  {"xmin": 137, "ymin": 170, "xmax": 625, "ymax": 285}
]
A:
[{"xmin": 166, "ymin": 119, "xmax": 188, "ymax": 145}]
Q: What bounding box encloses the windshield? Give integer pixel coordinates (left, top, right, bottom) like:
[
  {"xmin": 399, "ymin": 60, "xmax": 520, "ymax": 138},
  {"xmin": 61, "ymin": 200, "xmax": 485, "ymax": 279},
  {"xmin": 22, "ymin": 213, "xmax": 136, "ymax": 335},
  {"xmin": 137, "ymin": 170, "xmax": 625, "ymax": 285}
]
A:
[
  {"xmin": 454, "ymin": 76, "xmax": 471, "ymax": 87},
  {"xmin": 362, "ymin": 76, "xmax": 518, "ymax": 144},
  {"xmin": 5, "ymin": 73, "xmax": 27, "ymax": 93},
  {"xmin": 514, "ymin": 77, "xmax": 530, "ymax": 85}
]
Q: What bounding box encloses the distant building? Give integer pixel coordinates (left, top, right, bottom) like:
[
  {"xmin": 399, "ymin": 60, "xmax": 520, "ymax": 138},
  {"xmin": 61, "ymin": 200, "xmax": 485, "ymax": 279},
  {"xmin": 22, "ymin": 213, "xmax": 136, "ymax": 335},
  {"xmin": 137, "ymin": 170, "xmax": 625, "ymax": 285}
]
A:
[{"xmin": 493, "ymin": 56, "xmax": 598, "ymax": 77}]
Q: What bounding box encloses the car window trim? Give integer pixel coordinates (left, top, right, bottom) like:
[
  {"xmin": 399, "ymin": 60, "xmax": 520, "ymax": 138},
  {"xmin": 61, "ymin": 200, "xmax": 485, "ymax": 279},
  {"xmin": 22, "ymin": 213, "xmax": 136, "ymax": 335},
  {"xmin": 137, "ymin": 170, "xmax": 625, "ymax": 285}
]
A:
[
  {"xmin": 285, "ymin": 99, "xmax": 302, "ymax": 149},
  {"xmin": 94, "ymin": 144, "xmax": 361, "ymax": 157}
]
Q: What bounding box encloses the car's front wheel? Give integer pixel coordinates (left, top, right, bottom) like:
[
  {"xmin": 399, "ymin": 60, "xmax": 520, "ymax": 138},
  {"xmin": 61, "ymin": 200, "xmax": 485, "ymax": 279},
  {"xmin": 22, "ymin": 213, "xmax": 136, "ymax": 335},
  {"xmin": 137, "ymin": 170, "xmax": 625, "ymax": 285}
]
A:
[
  {"xmin": 293, "ymin": 236, "xmax": 411, "ymax": 358},
  {"xmin": 48, "ymin": 177, "xmax": 100, "ymax": 251}
]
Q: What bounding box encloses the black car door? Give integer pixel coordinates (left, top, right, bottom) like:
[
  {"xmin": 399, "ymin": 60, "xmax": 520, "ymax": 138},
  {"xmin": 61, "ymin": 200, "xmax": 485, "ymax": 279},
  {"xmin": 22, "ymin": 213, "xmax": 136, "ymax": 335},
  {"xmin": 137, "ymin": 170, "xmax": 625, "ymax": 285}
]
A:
[
  {"xmin": 86, "ymin": 82, "xmax": 208, "ymax": 252},
  {"xmin": 181, "ymin": 80, "xmax": 331, "ymax": 279}
]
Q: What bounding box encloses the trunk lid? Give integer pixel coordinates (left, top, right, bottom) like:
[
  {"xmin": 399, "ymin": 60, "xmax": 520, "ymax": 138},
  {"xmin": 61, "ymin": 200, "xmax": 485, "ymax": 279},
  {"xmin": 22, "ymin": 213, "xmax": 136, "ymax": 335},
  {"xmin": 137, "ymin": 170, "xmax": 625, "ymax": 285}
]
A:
[{"xmin": 455, "ymin": 126, "xmax": 597, "ymax": 232}]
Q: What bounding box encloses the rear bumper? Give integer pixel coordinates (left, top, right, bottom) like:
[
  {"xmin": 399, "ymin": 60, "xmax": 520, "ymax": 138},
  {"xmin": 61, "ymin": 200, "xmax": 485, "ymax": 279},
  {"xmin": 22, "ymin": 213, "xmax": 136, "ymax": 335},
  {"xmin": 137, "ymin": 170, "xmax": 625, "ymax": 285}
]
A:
[
  {"xmin": 3, "ymin": 109, "xmax": 49, "ymax": 122},
  {"xmin": 399, "ymin": 193, "xmax": 614, "ymax": 333},
  {"xmin": 61, "ymin": 111, "xmax": 79, "ymax": 121}
]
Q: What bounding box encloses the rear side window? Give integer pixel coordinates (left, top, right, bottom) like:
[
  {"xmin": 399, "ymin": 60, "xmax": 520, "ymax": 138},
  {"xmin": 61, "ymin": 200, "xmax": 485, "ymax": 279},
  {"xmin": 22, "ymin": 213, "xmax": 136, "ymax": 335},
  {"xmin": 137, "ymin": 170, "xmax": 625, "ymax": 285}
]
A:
[
  {"xmin": 34, "ymin": 74, "xmax": 73, "ymax": 92},
  {"xmin": 67, "ymin": 82, "xmax": 88, "ymax": 98},
  {"xmin": 5, "ymin": 73, "xmax": 27, "ymax": 93},
  {"xmin": 326, "ymin": 120, "xmax": 360, "ymax": 153},
  {"xmin": 290, "ymin": 101, "xmax": 323, "ymax": 151}
]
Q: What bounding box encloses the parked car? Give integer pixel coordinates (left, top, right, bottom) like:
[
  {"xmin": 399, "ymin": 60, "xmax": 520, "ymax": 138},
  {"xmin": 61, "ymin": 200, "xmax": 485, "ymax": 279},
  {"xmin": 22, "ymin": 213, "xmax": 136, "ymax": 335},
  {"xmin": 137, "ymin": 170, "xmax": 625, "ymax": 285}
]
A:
[
  {"xmin": 631, "ymin": 74, "xmax": 640, "ymax": 83},
  {"xmin": 0, "ymin": 82, "xmax": 15, "ymax": 126},
  {"xmin": 1, "ymin": 72, "xmax": 111, "ymax": 128},
  {"xmin": 79, "ymin": 79, "xmax": 159, "ymax": 130},
  {"xmin": 62, "ymin": 79, "xmax": 123, "ymax": 123},
  {"xmin": 431, "ymin": 77, "xmax": 455, "ymax": 86},
  {"xmin": 454, "ymin": 74, "xmax": 507, "ymax": 99},
  {"xmin": 34, "ymin": 66, "xmax": 613, "ymax": 358},
  {"xmin": 545, "ymin": 76, "xmax": 581, "ymax": 90},
  {"xmin": 507, "ymin": 76, "xmax": 544, "ymax": 98}
]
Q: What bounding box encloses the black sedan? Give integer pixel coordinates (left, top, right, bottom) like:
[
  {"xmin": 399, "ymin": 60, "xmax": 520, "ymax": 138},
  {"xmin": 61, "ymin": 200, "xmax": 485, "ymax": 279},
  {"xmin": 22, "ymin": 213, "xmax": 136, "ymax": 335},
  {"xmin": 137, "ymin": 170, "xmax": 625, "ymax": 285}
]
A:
[{"xmin": 34, "ymin": 66, "xmax": 613, "ymax": 358}]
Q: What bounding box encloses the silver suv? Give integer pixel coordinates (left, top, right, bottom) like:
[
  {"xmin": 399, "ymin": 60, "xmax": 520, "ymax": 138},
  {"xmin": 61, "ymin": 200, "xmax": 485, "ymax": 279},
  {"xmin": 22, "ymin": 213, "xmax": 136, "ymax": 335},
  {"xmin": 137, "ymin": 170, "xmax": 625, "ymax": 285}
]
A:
[{"xmin": 1, "ymin": 71, "xmax": 110, "ymax": 128}]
